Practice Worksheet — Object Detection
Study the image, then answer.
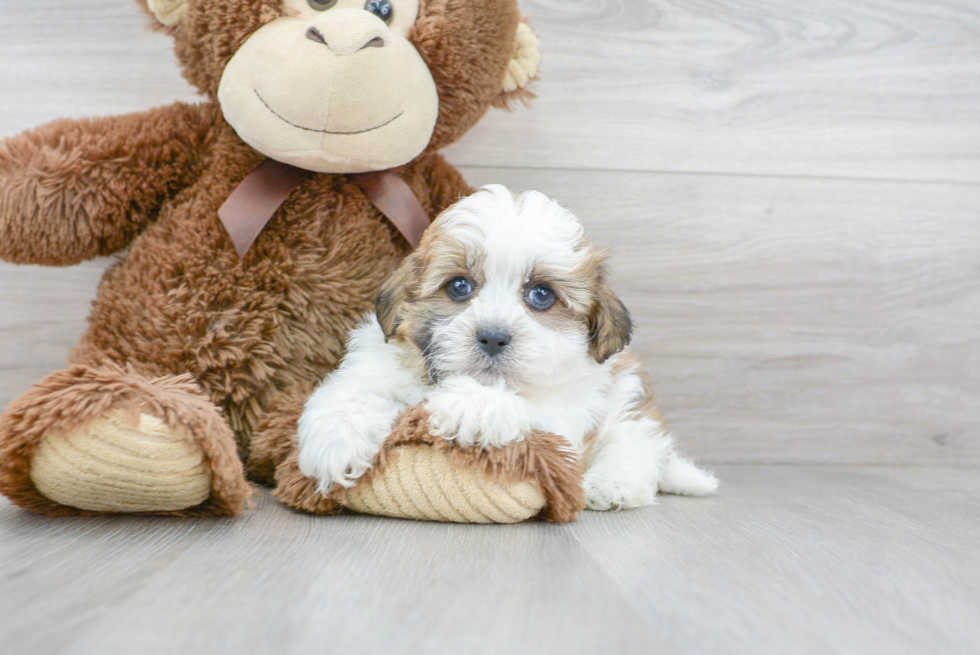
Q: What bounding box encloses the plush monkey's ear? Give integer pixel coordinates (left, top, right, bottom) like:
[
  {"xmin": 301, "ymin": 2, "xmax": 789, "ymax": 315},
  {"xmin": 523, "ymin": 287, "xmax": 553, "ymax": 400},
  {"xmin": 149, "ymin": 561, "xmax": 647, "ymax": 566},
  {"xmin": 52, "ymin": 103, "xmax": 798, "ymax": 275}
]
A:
[
  {"xmin": 589, "ymin": 280, "xmax": 633, "ymax": 364},
  {"xmin": 493, "ymin": 20, "xmax": 541, "ymax": 109},
  {"xmin": 375, "ymin": 253, "xmax": 419, "ymax": 341},
  {"xmin": 141, "ymin": 0, "xmax": 188, "ymax": 28}
]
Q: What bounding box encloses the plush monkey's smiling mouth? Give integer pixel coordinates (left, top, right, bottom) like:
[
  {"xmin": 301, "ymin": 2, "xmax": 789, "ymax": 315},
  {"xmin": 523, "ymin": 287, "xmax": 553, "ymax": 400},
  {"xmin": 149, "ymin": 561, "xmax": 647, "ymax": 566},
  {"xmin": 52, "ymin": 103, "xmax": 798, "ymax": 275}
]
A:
[{"xmin": 254, "ymin": 89, "xmax": 403, "ymax": 135}]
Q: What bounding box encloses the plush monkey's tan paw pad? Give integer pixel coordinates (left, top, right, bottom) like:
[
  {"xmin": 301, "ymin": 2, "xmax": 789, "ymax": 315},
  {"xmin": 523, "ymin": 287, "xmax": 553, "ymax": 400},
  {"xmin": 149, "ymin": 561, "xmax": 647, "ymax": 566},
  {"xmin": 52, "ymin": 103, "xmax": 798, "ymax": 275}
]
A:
[
  {"xmin": 146, "ymin": 0, "xmax": 188, "ymax": 27},
  {"xmin": 30, "ymin": 410, "xmax": 212, "ymax": 513},
  {"xmin": 343, "ymin": 444, "xmax": 546, "ymax": 524},
  {"xmin": 501, "ymin": 22, "xmax": 540, "ymax": 93}
]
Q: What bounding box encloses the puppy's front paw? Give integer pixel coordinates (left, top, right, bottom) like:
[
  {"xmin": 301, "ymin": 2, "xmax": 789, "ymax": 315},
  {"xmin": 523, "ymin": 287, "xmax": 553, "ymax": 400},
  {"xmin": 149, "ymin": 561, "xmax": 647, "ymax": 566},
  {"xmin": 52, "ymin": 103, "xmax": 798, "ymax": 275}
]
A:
[
  {"xmin": 425, "ymin": 377, "xmax": 531, "ymax": 449},
  {"xmin": 297, "ymin": 395, "xmax": 401, "ymax": 493}
]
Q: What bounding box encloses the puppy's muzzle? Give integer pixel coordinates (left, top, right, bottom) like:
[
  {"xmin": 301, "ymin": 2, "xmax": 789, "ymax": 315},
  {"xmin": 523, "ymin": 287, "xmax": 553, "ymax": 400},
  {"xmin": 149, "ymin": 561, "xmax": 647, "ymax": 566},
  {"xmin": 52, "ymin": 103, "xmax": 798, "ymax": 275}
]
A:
[{"xmin": 476, "ymin": 328, "xmax": 511, "ymax": 357}]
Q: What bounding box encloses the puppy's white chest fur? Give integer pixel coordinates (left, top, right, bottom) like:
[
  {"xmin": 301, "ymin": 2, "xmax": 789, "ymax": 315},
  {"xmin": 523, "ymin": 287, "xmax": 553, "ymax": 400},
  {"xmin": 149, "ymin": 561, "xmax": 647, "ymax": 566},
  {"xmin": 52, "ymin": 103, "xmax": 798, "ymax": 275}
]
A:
[{"xmin": 520, "ymin": 367, "xmax": 614, "ymax": 449}]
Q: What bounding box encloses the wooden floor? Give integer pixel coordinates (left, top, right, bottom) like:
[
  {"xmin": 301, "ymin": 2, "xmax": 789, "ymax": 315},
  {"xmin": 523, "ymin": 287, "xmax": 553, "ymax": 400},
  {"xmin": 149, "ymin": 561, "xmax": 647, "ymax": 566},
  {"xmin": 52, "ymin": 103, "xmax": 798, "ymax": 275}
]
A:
[
  {"xmin": 1, "ymin": 1, "xmax": 978, "ymax": 653},
  {"xmin": 2, "ymin": 465, "xmax": 978, "ymax": 655}
]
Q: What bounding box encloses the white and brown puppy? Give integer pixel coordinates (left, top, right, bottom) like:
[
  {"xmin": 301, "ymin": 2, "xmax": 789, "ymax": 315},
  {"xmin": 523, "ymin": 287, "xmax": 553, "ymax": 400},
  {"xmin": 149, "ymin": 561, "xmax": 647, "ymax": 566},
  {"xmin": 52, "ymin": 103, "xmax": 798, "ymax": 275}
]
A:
[{"xmin": 298, "ymin": 185, "xmax": 717, "ymax": 509}]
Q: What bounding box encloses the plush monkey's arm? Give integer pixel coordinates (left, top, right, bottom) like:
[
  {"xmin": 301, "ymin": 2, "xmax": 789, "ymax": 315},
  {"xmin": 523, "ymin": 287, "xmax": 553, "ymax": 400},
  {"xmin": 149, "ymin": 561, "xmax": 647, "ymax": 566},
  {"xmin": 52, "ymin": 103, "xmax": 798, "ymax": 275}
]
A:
[
  {"xmin": 0, "ymin": 102, "xmax": 217, "ymax": 266},
  {"xmin": 419, "ymin": 153, "xmax": 476, "ymax": 217}
]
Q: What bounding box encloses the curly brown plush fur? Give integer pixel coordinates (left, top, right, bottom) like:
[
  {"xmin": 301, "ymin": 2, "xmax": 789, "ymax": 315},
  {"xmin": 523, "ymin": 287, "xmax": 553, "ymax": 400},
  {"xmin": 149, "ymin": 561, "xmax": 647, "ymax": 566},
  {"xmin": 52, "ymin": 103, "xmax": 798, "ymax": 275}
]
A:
[{"xmin": 0, "ymin": 0, "xmax": 533, "ymax": 517}]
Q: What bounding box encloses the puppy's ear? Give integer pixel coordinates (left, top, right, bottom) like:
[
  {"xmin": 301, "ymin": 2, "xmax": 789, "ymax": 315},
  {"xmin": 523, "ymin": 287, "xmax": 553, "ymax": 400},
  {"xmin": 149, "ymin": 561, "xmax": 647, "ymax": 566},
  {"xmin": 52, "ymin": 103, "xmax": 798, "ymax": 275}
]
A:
[
  {"xmin": 376, "ymin": 253, "xmax": 419, "ymax": 341},
  {"xmin": 589, "ymin": 279, "xmax": 633, "ymax": 364}
]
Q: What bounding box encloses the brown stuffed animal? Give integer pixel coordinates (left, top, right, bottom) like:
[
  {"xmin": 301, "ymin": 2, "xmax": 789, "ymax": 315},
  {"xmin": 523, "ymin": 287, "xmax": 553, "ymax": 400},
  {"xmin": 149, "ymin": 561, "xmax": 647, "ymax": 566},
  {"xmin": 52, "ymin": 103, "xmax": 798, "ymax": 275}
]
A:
[{"xmin": 0, "ymin": 0, "xmax": 573, "ymax": 521}]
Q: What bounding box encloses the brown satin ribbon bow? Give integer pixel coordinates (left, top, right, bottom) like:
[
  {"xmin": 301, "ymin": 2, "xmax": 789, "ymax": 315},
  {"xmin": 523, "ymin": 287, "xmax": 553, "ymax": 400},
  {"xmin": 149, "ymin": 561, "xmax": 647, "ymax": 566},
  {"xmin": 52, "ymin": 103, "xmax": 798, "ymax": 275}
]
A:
[{"xmin": 217, "ymin": 159, "xmax": 430, "ymax": 258}]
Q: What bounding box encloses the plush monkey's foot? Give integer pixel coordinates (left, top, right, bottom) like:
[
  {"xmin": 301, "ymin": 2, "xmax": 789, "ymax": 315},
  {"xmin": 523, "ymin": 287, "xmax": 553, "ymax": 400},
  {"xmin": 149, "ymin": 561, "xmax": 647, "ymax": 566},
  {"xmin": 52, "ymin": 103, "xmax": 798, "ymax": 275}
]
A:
[
  {"xmin": 264, "ymin": 405, "xmax": 585, "ymax": 523},
  {"xmin": 0, "ymin": 364, "xmax": 250, "ymax": 517},
  {"xmin": 30, "ymin": 410, "xmax": 212, "ymax": 513}
]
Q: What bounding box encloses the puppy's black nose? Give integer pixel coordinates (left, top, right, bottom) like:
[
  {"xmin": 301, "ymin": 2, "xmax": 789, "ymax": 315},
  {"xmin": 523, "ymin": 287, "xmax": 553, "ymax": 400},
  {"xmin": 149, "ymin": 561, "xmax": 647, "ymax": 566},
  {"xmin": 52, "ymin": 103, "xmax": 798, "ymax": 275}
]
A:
[{"xmin": 477, "ymin": 329, "xmax": 511, "ymax": 357}]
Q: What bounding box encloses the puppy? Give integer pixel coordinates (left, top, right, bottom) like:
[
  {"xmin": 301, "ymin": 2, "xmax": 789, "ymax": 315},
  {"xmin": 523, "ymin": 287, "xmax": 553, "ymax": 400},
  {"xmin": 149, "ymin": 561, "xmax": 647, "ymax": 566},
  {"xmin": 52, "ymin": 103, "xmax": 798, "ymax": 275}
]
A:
[{"xmin": 298, "ymin": 185, "xmax": 717, "ymax": 510}]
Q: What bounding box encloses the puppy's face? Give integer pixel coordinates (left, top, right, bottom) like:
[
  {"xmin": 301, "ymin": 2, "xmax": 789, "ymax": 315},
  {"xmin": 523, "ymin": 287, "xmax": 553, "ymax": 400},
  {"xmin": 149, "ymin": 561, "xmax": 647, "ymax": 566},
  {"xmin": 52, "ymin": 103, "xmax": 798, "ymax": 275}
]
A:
[{"xmin": 377, "ymin": 185, "xmax": 632, "ymax": 390}]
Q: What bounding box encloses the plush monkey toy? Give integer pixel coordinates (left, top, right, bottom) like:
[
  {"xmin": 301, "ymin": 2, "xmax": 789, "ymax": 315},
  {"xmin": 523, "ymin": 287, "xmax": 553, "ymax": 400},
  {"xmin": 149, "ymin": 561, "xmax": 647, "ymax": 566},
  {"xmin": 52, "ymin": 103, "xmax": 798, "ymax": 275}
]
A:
[{"xmin": 0, "ymin": 0, "xmax": 580, "ymax": 522}]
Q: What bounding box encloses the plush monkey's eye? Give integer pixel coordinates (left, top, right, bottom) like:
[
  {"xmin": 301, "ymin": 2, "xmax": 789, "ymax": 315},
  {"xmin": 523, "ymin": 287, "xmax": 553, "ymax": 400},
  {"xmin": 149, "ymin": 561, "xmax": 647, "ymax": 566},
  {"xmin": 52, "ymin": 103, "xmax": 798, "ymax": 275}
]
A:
[
  {"xmin": 365, "ymin": 0, "xmax": 394, "ymax": 23},
  {"xmin": 307, "ymin": 0, "xmax": 338, "ymax": 11},
  {"xmin": 446, "ymin": 276, "xmax": 474, "ymax": 301},
  {"xmin": 525, "ymin": 284, "xmax": 555, "ymax": 311}
]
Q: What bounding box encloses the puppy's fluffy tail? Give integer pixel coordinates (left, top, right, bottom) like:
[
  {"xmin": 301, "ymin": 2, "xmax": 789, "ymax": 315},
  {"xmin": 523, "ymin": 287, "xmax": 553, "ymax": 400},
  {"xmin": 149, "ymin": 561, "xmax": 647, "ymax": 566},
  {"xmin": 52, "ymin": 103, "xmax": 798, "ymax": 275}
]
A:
[{"xmin": 660, "ymin": 454, "xmax": 719, "ymax": 496}]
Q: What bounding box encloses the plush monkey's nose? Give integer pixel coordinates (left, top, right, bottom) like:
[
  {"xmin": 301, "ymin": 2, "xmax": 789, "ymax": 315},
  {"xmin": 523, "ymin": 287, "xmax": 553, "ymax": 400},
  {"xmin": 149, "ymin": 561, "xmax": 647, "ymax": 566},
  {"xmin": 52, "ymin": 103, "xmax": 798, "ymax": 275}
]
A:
[
  {"xmin": 306, "ymin": 27, "xmax": 386, "ymax": 52},
  {"xmin": 305, "ymin": 9, "xmax": 390, "ymax": 56},
  {"xmin": 305, "ymin": 27, "xmax": 328, "ymax": 46},
  {"xmin": 477, "ymin": 329, "xmax": 512, "ymax": 357}
]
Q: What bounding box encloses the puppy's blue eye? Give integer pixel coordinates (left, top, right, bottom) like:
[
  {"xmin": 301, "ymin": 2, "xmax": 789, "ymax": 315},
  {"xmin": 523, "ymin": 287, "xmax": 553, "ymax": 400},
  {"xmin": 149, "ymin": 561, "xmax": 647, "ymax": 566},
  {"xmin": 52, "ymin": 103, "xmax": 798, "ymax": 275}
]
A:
[
  {"xmin": 526, "ymin": 284, "xmax": 555, "ymax": 311},
  {"xmin": 446, "ymin": 276, "xmax": 473, "ymax": 301},
  {"xmin": 365, "ymin": 0, "xmax": 394, "ymax": 23}
]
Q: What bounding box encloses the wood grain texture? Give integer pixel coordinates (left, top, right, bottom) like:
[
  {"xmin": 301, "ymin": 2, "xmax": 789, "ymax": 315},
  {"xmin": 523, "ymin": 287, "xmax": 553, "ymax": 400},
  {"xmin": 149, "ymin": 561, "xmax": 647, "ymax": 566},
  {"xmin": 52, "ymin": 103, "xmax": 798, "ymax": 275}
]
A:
[
  {"xmin": 1, "ymin": 465, "xmax": 978, "ymax": 655},
  {"xmin": 447, "ymin": 0, "xmax": 980, "ymax": 182},
  {"xmin": 0, "ymin": 0, "xmax": 198, "ymax": 132}
]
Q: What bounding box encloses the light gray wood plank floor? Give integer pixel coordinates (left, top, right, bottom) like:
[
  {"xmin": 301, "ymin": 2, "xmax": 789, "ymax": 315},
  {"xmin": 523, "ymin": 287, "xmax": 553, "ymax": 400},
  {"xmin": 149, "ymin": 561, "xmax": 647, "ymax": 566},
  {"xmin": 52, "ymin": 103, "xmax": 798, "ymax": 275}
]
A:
[
  {"xmin": 447, "ymin": 0, "xmax": 980, "ymax": 183},
  {"xmin": 2, "ymin": 465, "xmax": 978, "ymax": 655}
]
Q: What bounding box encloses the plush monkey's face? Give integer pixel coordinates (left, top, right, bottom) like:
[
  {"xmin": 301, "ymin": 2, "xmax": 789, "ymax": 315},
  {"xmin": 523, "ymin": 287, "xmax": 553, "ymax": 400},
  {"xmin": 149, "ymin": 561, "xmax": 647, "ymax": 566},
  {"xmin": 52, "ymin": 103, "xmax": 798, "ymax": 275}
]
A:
[
  {"xmin": 141, "ymin": 0, "xmax": 540, "ymax": 174},
  {"xmin": 218, "ymin": 0, "xmax": 438, "ymax": 173}
]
